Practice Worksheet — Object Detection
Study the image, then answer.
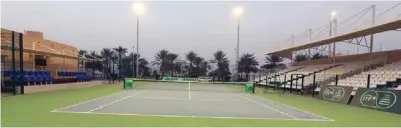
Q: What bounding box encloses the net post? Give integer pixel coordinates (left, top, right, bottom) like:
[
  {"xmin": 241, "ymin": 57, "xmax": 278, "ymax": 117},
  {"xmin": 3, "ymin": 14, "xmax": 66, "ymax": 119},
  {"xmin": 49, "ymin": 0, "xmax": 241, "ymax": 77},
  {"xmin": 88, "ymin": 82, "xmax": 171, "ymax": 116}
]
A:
[
  {"xmin": 123, "ymin": 78, "xmax": 126, "ymax": 89},
  {"xmin": 252, "ymin": 82, "xmax": 255, "ymax": 94}
]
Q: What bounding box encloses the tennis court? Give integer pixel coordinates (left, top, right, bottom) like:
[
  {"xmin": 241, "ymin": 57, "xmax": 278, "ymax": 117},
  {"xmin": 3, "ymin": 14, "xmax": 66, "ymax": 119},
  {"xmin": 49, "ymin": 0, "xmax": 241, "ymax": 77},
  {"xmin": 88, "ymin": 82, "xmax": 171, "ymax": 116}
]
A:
[{"xmin": 51, "ymin": 82, "xmax": 332, "ymax": 121}]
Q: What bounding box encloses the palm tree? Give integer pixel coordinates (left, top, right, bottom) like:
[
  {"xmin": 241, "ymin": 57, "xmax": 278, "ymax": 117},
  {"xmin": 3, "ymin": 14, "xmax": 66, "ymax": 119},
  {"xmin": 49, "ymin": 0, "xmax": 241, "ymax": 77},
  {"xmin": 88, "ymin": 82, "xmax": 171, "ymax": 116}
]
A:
[
  {"xmin": 213, "ymin": 50, "xmax": 230, "ymax": 81},
  {"xmin": 113, "ymin": 46, "xmax": 128, "ymax": 77},
  {"xmin": 238, "ymin": 53, "xmax": 259, "ymax": 81},
  {"xmin": 152, "ymin": 49, "xmax": 170, "ymax": 78},
  {"xmin": 294, "ymin": 54, "xmax": 309, "ymax": 62},
  {"xmin": 261, "ymin": 55, "xmax": 286, "ymax": 72},
  {"xmin": 200, "ymin": 61, "xmax": 211, "ymax": 76},
  {"xmin": 138, "ymin": 58, "xmax": 150, "ymax": 77},
  {"xmin": 78, "ymin": 49, "xmax": 88, "ymax": 56},
  {"xmin": 100, "ymin": 48, "xmax": 114, "ymax": 76},
  {"xmin": 185, "ymin": 51, "xmax": 198, "ymax": 76},
  {"xmin": 194, "ymin": 57, "xmax": 204, "ymax": 77},
  {"xmin": 166, "ymin": 53, "xmax": 183, "ymax": 76},
  {"xmin": 311, "ymin": 53, "xmax": 329, "ymax": 60}
]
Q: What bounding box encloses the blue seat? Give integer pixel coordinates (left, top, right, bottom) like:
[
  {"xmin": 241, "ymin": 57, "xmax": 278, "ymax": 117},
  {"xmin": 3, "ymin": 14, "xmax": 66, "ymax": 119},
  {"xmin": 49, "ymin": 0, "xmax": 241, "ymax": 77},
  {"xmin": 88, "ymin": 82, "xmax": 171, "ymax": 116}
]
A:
[
  {"xmin": 24, "ymin": 75, "xmax": 34, "ymax": 84},
  {"xmin": 44, "ymin": 71, "xmax": 50, "ymax": 76},
  {"xmin": 3, "ymin": 70, "xmax": 11, "ymax": 77},
  {"xmin": 44, "ymin": 76, "xmax": 53, "ymax": 84},
  {"xmin": 34, "ymin": 76, "xmax": 43, "ymax": 84}
]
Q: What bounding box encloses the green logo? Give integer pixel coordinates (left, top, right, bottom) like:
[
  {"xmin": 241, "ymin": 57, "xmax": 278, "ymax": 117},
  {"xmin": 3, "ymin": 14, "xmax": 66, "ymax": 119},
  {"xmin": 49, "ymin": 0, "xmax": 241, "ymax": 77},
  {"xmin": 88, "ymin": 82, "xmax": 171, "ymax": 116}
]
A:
[
  {"xmin": 360, "ymin": 90, "xmax": 397, "ymax": 109},
  {"xmin": 323, "ymin": 87, "xmax": 345, "ymax": 101}
]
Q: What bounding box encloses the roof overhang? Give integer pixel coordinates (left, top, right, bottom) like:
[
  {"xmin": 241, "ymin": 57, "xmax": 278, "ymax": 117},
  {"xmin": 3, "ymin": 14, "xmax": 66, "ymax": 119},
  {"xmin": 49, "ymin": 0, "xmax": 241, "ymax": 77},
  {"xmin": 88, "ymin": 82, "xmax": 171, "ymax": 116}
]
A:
[{"xmin": 264, "ymin": 19, "xmax": 401, "ymax": 58}]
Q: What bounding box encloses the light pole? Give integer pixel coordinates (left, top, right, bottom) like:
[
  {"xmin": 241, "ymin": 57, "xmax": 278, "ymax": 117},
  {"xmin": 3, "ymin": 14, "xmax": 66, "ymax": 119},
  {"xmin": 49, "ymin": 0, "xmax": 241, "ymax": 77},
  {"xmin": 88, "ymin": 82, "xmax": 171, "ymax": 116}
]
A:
[
  {"xmin": 233, "ymin": 6, "xmax": 243, "ymax": 81},
  {"xmin": 132, "ymin": 2, "xmax": 145, "ymax": 79}
]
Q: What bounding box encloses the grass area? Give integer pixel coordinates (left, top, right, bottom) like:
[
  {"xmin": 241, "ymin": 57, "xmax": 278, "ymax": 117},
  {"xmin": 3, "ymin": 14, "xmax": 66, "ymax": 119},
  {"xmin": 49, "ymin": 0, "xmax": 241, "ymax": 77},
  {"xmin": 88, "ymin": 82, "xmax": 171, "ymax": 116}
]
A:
[{"xmin": 1, "ymin": 82, "xmax": 401, "ymax": 127}]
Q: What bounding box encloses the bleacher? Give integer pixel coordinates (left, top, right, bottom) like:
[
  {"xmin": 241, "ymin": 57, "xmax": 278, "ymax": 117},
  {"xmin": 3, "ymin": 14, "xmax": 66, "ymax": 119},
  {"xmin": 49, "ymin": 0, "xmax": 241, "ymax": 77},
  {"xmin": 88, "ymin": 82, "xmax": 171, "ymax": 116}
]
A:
[
  {"xmin": 1, "ymin": 70, "xmax": 95, "ymax": 86},
  {"xmin": 257, "ymin": 51, "xmax": 401, "ymax": 92},
  {"xmin": 332, "ymin": 60, "xmax": 401, "ymax": 89},
  {"xmin": 57, "ymin": 71, "xmax": 95, "ymax": 82},
  {"xmin": 2, "ymin": 70, "xmax": 54, "ymax": 85}
]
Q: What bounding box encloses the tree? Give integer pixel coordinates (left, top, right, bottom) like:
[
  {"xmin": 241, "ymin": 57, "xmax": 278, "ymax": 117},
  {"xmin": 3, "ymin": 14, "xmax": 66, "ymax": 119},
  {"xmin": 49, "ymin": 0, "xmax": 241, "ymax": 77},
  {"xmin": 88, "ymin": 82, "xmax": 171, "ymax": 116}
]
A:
[
  {"xmin": 194, "ymin": 57, "xmax": 204, "ymax": 77},
  {"xmin": 294, "ymin": 54, "xmax": 309, "ymax": 62},
  {"xmin": 113, "ymin": 46, "xmax": 128, "ymax": 77},
  {"xmin": 237, "ymin": 53, "xmax": 259, "ymax": 81},
  {"xmin": 78, "ymin": 49, "xmax": 88, "ymax": 56},
  {"xmin": 261, "ymin": 55, "xmax": 286, "ymax": 72},
  {"xmin": 213, "ymin": 50, "xmax": 230, "ymax": 81},
  {"xmin": 200, "ymin": 61, "xmax": 211, "ymax": 76},
  {"xmin": 100, "ymin": 48, "xmax": 114, "ymax": 75},
  {"xmin": 152, "ymin": 49, "xmax": 170, "ymax": 77},
  {"xmin": 185, "ymin": 51, "xmax": 198, "ymax": 76},
  {"xmin": 138, "ymin": 58, "xmax": 150, "ymax": 77},
  {"xmin": 311, "ymin": 53, "xmax": 329, "ymax": 60},
  {"xmin": 166, "ymin": 53, "xmax": 181, "ymax": 76}
]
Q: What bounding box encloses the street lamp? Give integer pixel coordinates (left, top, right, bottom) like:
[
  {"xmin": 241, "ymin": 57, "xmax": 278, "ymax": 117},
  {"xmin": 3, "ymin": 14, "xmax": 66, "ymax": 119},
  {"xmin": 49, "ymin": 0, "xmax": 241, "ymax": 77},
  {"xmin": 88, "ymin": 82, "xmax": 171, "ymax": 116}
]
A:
[
  {"xmin": 132, "ymin": 2, "xmax": 145, "ymax": 79},
  {"xmin": 232, "ymin": 6, "xmax": 243, "ymax": 81}
]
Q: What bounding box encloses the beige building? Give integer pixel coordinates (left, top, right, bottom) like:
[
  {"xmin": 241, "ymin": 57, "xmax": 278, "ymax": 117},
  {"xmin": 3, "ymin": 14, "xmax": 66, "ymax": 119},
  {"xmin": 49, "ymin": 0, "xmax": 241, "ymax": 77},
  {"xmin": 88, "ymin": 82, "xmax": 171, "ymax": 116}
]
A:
[{"xmin": 1, "ymin": 28, "xmax": 80, "ymax": 77}]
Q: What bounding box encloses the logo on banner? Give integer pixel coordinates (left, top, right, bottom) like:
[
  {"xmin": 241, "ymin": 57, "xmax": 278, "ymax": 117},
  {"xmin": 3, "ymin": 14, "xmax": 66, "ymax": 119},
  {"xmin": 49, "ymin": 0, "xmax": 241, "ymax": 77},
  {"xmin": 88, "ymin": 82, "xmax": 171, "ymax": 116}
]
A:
[
  {"xmin": 323, "ymin": 87, "xmax": 345, "ymax": 101},
  {"xmin": 360, "ymin": 90, "xmax": 397, "ymax": 109}
]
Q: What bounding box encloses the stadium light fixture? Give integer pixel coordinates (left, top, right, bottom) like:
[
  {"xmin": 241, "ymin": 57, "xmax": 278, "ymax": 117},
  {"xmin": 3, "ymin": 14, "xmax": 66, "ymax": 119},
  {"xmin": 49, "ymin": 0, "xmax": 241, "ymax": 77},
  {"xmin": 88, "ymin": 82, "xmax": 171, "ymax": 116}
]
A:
[
  {"xmin": 331, "ymin": 10, "xmax": 337, "ymax": 20},
  {"xmin": 233, "ymin": 6, "xmax": 243, "ymax": 17},
  {"xmin": 132, "ymin": 2, "xmax": 145, "ymax": 15}
]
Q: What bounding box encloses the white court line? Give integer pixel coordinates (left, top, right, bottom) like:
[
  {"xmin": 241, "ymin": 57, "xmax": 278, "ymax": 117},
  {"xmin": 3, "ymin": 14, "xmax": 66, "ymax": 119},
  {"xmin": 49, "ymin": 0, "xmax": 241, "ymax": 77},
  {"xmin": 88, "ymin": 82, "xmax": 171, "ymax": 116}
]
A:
[
  {"xmin": 87, "ymin": 89, "xmax": 148, "ymax": 112},
  {"xmin": 188, "ymin": 82, "xmax": 192, "ymax": 99},
  {"xmin": 51, "ymin": 110, "xmax": 333, "ymax": 122},
  {"xmin": 134, "ymin": 96, "xmax": 244, "ymax": 102},
  {"xmin": 243, "ymin": 93, "xmax": 334, "ymax": 121},
  {"xmin": 235, "ymin": 93, "xmax": 299, "ymax": 119},
  {"xmin": 51, "ymin": 90, "xmax": 130, "ymax": 112}
]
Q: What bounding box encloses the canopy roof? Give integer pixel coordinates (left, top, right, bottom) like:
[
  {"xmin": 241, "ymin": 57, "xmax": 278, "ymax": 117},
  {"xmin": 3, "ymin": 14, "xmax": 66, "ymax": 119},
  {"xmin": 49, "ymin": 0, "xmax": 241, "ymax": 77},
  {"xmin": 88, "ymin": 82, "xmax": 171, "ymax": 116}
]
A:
[{"xmin": 264, "ymin": 19, "xmax": 401, "ymax": 58}]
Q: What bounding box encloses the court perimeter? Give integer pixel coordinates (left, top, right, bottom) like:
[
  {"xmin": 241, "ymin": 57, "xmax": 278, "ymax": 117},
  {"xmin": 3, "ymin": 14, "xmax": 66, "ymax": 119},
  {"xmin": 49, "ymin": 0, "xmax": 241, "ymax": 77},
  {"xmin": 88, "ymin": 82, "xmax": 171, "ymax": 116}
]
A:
[{"xmin": 51, "ymin": 83, "xmax": 333, "ymax": 121}]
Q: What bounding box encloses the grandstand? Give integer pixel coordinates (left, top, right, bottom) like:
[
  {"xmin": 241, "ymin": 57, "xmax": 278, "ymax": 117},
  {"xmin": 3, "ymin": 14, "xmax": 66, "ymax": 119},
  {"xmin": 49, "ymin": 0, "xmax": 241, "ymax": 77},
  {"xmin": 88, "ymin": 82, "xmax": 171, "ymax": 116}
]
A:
[
  {"xmin": 1, "ymin": 29, "xmax": 99, "ymax": 94},
  {"xmin": 257, "ymin": 5, "xmax": 401, "ymax": 95}
]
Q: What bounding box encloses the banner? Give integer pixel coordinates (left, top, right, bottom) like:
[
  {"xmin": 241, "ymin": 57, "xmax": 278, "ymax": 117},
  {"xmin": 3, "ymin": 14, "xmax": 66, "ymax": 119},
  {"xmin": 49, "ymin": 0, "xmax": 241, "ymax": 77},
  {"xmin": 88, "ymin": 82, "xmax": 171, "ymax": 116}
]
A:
[
  {"xmin": 162, "ymin": 77, "xmax": 199, "ymax": 82},
  {"xmin": 316, "ymin": 85, "xmax": 353, "ymax": 104},
  {"xmin": 350, "ymin": 88, "xmax": 401, "ymax": 114}
]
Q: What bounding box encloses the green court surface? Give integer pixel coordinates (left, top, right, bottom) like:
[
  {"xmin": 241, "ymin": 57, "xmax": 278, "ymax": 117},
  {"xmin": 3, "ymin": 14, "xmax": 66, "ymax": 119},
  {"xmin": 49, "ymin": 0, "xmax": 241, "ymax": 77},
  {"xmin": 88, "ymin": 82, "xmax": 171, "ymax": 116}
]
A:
[{"xmin": 1, "ymin": 81, "xmax": 401, "ymax": 127}]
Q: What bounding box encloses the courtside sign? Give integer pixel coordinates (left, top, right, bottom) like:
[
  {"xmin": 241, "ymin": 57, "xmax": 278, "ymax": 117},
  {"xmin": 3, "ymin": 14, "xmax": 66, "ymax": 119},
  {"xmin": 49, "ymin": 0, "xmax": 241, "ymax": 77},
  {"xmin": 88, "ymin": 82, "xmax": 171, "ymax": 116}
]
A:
[{"xmin": 350, "ymin": 88, "xmax": 401, "ymax": 114}]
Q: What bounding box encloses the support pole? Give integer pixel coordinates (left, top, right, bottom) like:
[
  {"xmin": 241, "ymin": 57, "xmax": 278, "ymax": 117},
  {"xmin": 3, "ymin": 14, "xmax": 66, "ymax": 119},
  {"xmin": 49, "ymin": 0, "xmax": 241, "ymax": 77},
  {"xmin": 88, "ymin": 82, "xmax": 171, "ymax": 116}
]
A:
[
  {"xmin": 369, "ymin": 5, "xmax": 375, "ymax": 54},
  {"xmin": 295, "ymin": 74, "xmax": 298, "ymax": 93},
  {"xmin": 11, "ymin": 31, "xmax": 16, "ymax": 95},
  {"xmin": 290, "ymin": 74, "xmax": 293, "ymax": 93},
  {"xmin": 19, "ymin": 33, "xmax": 24, "ymax": 94},
  {"xmin": 312, "ymin": 73, "xmax": 316, "ymax": 98},
  {"xmin": 367, "ymin": 74, "xmax": 371, "ymax": 88},
  {"xmin": 301, "ymin": 75, "xmax": 304, "ymax": 95},
  {"xmin": 335, "ymin": 74, "xmax": 339, "ymax": 86}
]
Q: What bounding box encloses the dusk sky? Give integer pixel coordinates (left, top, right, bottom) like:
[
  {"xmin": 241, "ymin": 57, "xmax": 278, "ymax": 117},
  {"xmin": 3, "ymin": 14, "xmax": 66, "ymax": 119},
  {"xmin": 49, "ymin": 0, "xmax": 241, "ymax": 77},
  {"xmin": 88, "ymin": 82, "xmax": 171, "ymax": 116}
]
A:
[{"xmin": 1, "ymin": 1, "xmax": 400, "ymax": 70}]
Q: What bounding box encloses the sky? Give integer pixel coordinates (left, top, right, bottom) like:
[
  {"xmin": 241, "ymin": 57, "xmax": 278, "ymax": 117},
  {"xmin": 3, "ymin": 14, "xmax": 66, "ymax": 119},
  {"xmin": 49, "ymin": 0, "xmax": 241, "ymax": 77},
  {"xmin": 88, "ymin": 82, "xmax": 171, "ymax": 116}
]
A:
[{"xmin": 1, "ymin": 1, "xmax": 401, "ymax": 71}]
